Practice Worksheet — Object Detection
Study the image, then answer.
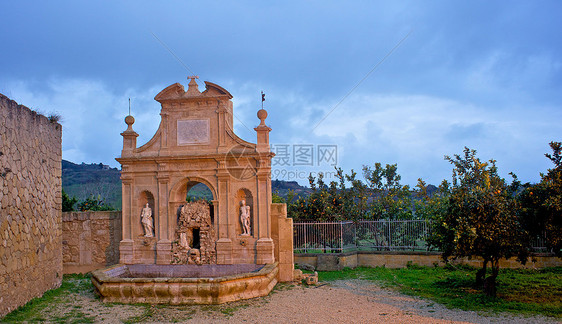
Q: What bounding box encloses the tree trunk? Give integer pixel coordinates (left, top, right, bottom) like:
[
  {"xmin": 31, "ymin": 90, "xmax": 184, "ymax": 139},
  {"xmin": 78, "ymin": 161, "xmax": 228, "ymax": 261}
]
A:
[
  {"xmin": 476, "ymin": 259, "xmax": 488, "ymax": 287},
  {"xmin": 483, "ymin": 259, "xmax": 499, "ymax": 297}
]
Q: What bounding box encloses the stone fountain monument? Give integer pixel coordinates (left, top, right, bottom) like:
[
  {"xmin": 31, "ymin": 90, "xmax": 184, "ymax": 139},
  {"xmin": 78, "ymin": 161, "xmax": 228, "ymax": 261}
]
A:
[{"xmin": 91, "ymin": 77, "xmax": 294, "ymax": 304}]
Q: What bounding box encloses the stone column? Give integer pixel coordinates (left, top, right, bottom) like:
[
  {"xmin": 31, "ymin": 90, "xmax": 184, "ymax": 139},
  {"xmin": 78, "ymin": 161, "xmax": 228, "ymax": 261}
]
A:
[
  {"xmin": 215, "ymin": 166, "xmax": 232, "ymax": 264},
  {"xmin": 119, "ymin": 174, "xmax": 134, "ymax": 264},
  {"xmin": 254, "ymin": 108, "xmax": 275, "ymax": 264},
  {"xmin": 156, "ymin": 170, "xmax": 171, "ymax": 264},
  {"xmin": 256, "ymin": 167, "xmax": 274, "ymax": 264},
  {"xmin": 119, "ymin": 115, "xmax": 137, "ymax": 264},
  {"xmin": 216, "ymin": 100, "xmax": 228, "ymax": 148}
]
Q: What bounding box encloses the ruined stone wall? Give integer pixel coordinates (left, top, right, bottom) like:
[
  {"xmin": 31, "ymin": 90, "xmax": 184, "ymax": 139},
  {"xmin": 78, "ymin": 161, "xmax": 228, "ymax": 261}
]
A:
[
  {"xmin": 0, "ymin": 94, "xmax": 62, "ymax": 317},
  {"xmin": 62, "ymin": 211, "xmax": 122, "ymax": 274},
  {"xmin": 271, "ymin": 203, "xmax": 294, "ymax": 282}
]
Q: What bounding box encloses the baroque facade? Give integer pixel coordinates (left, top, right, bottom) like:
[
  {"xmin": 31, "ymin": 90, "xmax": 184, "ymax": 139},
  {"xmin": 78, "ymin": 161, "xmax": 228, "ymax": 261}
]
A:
[{"xmin": 116, "ymin": 77, "xmax": 276, "ymax": 266}]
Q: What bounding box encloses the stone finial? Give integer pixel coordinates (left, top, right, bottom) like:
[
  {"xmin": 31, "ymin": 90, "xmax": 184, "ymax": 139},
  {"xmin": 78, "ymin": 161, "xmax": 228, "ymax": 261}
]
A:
[
  {"xmin": 186, "ymin": 76, "xmax": 201, "ymax": 96},
  {"xmin": 255, "ymin": 107, "xmax": 271, "ymax": 153},
  {"xmin": 124, "ymin": 115, "xmax": 135, "ymax": 132},
  {"xmin": 257, "ymin": 108, "xmax": 268, "ymax": 126},
  {"xmin": 121, "ymin": 115, "xmax": 139, "ymax": 155}
]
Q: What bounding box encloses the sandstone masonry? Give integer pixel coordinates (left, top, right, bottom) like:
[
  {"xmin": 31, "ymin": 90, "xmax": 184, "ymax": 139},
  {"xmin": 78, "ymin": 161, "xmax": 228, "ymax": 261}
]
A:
[
  {"xmin": 62, "ymin": 211, "xmax": 121, "ymax": 274},
  {"xmin": 0, "ymin": 94, "xmax": 62, "ymax": 317}
]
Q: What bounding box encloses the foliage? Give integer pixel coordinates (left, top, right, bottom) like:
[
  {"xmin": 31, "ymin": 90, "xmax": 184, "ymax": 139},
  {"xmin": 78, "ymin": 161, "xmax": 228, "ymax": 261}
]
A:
[
  {"xmin": 363, "ymin": 163, "xmax": 413, "ymax": 219},
  {"xmin": 272, "ymin": 191, "xmax": 285, "ymax": 203},
  {"xmin": 47, "ymin": 114, "xmax": 61, "ymax": 123},
  {"xmin": 286, "ymin": 164, "xmax": 414, "ymax": 221},
  {"xmin": 62, "ymin": 189, "xmax": 78, "ymax": 212},
  {"xmin": 414, "ymin": 178, "xmax": 450, "ymax": 221},
  {"xmin": 426, "ymin": 147, "xmax": 529, "ymax": 296},
  {"xmin": 317, "ymin": 266, "xmax": 562, "ymax": 318},
  {"xmin": 62, "ymin": 159, "xmax": 122, "ymax": 210},
  {"xmin": 77, "ymin": 195, "xmax": 115, "ymax": 211},
  {"xmin": 518, "ymin": 141, "xmax": 562, "ymax": 256},
  {"xmin": 186, "ymin": 182, "xmax": 214, "ymax": 201}
]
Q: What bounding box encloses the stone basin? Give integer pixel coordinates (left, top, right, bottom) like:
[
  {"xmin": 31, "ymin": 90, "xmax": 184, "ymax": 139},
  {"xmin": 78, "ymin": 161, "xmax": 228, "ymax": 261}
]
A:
[{"xmin": 91, "ymin": 262, "xmax": 278, "ymax": 305}]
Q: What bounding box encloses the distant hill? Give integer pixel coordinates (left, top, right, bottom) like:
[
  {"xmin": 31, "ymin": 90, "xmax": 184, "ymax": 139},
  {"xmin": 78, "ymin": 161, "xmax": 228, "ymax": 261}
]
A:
[
  {"xmin": 271, "ymin": 179, "xmax": 311, "ymax": 198},
  {"xmin": 62, "ymin": 160, "xmax": 311, "ymax": 209},
  {"xmin": 62, "ymin": 160, "xmax": 122, "ymax": 209}
]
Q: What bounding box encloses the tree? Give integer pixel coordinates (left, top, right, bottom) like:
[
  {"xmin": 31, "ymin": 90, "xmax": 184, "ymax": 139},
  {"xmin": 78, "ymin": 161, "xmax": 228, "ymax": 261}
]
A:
[
  {"xmin": 363, "ymin": 163, "xmax": 413, "ymax": 219},
  {"xmin": 415, "ymin": 178, "xmax": 450, "ymax": 221},
  {"xmin": 428, "ymin": 147, "xmax": 528, "ymax": 296},
  {"xmin": 62, "ymin": 189, "xmax": 77, "ymax": 212},
  {"xmin": 519, "ymin": 141, "xmax": 562, "ymax": 256},
  {"xmin": 77, "ymin": 195, "xmax": 115, "ymax": 211}
]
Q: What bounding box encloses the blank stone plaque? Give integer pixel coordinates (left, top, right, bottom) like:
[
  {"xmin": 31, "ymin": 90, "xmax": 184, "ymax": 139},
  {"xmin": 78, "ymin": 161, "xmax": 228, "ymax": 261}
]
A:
[{"xmin": 177, "ymin": 119, "xmax": 210, "ymax": 145}]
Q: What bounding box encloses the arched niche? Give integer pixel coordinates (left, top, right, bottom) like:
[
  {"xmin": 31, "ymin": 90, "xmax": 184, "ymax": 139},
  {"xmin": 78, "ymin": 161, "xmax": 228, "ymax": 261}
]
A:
[
  {"xmin": 235, "ymin": 188, "xmax": 253, "ymax": 236},
  {"xmin": 169, "ymin": 177, "xmax": 217, "ymax": 227},
  {"xmin": 186, "ymin": 182, "xmax": 214, "ymax": 201},
  {"xmin": 169, "ymin": 177, "xmax": 217, "ymax": 203},
  {"xmin": 138, "ymin": 190, "xmax": 155, "ymax": 237}
]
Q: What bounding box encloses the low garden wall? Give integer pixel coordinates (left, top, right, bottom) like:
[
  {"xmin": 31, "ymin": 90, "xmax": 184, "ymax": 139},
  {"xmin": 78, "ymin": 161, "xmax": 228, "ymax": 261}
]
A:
[
  {"xmin": 62, "ymin": 211, "xmax": 121, "ymax": 274},
  {"xmin": 295, "ymin": 251, "xmax": 562, "ymax": 271}
]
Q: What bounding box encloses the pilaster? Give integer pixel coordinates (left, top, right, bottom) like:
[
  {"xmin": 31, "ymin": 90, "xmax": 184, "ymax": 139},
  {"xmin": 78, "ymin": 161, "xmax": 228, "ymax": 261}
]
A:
[
  {"xmin": 256, "ymin": 238, "xmax": 275, "ymax": 264},
  {"xmin": 119, "ymin": 239, "xmax": 134, "ymax": 264},
  {"xmin": 216, "ymin": 238, "xmax": 233, "ymax": 264}
]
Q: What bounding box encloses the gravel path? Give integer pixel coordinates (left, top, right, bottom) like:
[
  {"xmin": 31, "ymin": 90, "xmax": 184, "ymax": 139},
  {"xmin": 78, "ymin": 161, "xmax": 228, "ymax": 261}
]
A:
[
  {"xmin": 179, "ymin": 280, "xmax": 558, "ymax": 324},
  {"xmin": 42, "ymin": 279, "xmax": 560, "ymax": 323}
]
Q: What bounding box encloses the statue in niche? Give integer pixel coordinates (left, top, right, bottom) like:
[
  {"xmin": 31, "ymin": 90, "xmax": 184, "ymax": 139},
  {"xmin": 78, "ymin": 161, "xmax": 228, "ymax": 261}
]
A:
[
  {"xmin": 179, "ymin": 232, "xmax": 189, "ymax": 248},
  {"xmin": 240, "ymin": 199, "xmax": 251, "ymax": 236},
  {"xmin": 141, "ymin": 203, "xmax": 153, "ymax": 237}
]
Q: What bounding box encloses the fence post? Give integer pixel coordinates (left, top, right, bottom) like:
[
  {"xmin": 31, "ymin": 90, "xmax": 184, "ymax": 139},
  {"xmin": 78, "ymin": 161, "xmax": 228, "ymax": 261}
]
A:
[
  {"xmin": 304, "ymin": 224, "xmax": 307, "ymax": 253},
  {"xmin": 338, "ymin": 222, "xmax": 341, "ymax": 252},
  {"xmin": 354, "ymin": 221, "xmax": 358, "ymax": 250}
]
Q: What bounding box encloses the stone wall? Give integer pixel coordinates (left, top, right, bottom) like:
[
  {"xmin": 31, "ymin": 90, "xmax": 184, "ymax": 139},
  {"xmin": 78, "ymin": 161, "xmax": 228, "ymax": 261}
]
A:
[
  {"xmin": 271, "ymin": 203, "xmax": 294, "ymax": 282},
  {"xmin": 0, "ymin": 94, "xmax": 62, "ymax": 317},
  {"xmin": 62, "ymin": 211, "xmax": 122, "ymax": 274},
  {"xmin": 295, "ymin": 251, "xmax": 562, "ymax": 271}
]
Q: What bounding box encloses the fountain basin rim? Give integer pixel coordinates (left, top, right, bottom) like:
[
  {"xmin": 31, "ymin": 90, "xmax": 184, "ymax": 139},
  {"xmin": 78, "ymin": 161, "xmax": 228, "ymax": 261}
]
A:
[{"xmin": 92, "ymin": 263, "xmax": 278, "ymax": 284}]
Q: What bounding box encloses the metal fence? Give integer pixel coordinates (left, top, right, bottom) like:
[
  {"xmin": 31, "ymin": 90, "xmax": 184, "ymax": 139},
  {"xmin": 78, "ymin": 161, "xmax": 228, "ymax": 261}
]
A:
[
  {"xmin": 294, "ymin": 220, "xmax": 550, "ymax": 253},
  {"xmin": 293, "ymin": 221, "xmax": 356, "ymax": 253},
  {"xmin": 356, "ymin": 220, "xmax": 430, "ymax": 251}
]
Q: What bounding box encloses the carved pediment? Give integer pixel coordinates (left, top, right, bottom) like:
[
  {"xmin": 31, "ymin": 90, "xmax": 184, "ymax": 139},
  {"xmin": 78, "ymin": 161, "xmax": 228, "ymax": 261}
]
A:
[
  {"xmin": 154, "ymin": 83, "xmax": 185, "ymax": 101},
  {"xmin": 202, "ymin": 82, "xmax": 233, "ymax": 99},
  {"xmin": 155, "ymin": 81, "xmax": 233, "ymax": 103}
]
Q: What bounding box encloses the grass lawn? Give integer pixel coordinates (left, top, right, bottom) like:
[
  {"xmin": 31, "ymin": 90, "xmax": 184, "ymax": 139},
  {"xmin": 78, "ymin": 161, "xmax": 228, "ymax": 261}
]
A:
[
  {"xmin": 1, "ymin": 274, "xmax": 97, "ymax": 323},
  {"xmin": 1, "ymin": 274, "xmax": 278, "ymax": 323},
  {"xmin": 318, "ymin": 264, "xmax": 562, "ymax": 318},
  {"xmin": 4, "ymin": 266, "xmax": 561, "ymax": 322}
]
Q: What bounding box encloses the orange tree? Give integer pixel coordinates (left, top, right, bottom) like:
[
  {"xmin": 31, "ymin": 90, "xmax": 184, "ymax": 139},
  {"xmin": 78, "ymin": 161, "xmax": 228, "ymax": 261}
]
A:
[
  {"xmin": 519, "ymin": 141, "xmax": 562, "ymax": 256},
  {"xmin": 415, "ymin": 178, "xmax": 450, "ymax": 220},
  {"xmin": 288, "ymin": 165, "xmax": 413, "ymax": 221},
  {"xmin": 285, "ymin": 173, "xmax": 342, "ymax": 221},
  {"xmin": 427, "ymin": 147, "xmax": 529, "ymax": 297},
  {"xmin": 363, "ymin": 163, "xmax": 413, "ymax": 219},
  {"xmin": 62, "ymin": 189, "xmax": 78, "ymax": 212},
  {"xmin": 77, "ymin": 195, "xmax": 115, "ymax": 211}
]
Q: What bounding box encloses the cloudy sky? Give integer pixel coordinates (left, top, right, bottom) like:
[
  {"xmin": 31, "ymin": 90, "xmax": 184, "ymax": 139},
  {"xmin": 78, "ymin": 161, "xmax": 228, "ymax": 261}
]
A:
[{"xmin": 1, "ymin": 1, "xmax": 561, "ymax": 187}]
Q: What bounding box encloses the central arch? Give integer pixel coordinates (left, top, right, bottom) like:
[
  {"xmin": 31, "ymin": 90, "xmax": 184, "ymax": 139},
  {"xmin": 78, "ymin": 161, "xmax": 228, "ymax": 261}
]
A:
[{"xmin": 169, "ymin": 177, "xmax": 217, "ymax": 203}]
